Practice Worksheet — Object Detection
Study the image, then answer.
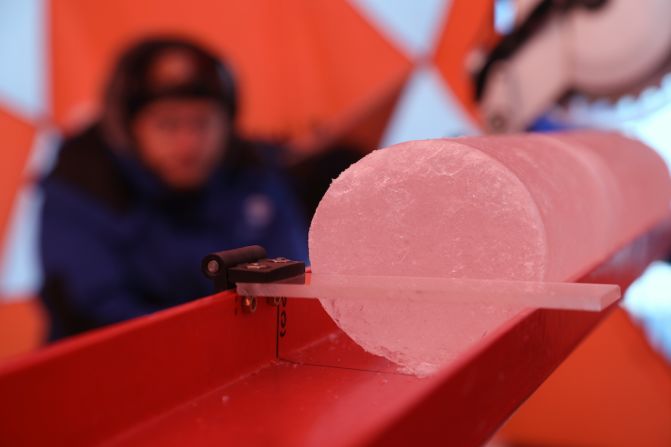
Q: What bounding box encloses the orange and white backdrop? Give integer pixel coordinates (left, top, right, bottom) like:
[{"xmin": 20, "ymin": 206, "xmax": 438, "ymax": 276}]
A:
[
  {"xmin": 0, "ymin": 0, "xmax": 496, "ymax": 304},
  {"xmin": 3, "ymin": 3, "xmax": 671, "ymax": 444}
]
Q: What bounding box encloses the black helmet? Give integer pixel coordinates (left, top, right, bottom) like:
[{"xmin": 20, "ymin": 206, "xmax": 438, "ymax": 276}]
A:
[{"xmin": 102, "ymin": 36, "xmax": 238, "ymax": 147}]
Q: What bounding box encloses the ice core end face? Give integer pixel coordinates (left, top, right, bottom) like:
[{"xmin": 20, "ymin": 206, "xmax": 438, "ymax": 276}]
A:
[{"xmin": 309, "ymin": 139, "xmax": 548, "ymax": 375}]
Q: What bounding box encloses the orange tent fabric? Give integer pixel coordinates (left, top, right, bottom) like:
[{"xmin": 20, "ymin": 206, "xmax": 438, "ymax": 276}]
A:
[
  {"xmin": 50, "ymin": 0, "xmax": 413, "ymax": 147},
  {"xmin": 498, "ymin": 307, "xmax": 671, "ymax": 447},
  {"xmin": 0, "ymin": 299, "xmax": 46, "ymax": 361}
]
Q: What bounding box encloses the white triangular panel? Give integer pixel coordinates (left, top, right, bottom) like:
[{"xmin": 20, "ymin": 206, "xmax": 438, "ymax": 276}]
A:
[
  {"xmin": 0, "ymin": 0, "xmax": 47, "ymax": 119},
  {"xmin": 0, "ymin": 129, "xmax": 59, "ymax": 300},
  {"xmin": 624, "ymin": 262, "xmax": 671, "ymax": 360},
  {"xmin": 0, "ymin": 186, "xmax": 43, "ymax": 301},
  {"xmin": 381, "ymin": 65, "xmax": 478, "ymax": 147},
  {"xmin": 621, "ymin": 99, "xmax": 671, "ymax": 174},
  {"xmin": 350, "ymin": 0, "xmax": 451, "ymax": 59}
]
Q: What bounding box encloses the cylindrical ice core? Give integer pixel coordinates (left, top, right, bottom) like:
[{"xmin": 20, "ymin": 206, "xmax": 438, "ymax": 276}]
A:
[{"xmin": 308, "ymin": 132, "xmax": 671, "ymax": 376}]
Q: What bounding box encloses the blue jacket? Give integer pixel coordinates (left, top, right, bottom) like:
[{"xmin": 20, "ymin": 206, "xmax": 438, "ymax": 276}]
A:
[{"xmin": 40, "ymin": 125, "xmax": 308, "ymax": 339}]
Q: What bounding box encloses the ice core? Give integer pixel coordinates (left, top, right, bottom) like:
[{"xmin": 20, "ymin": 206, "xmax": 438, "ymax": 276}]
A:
[{"xmin": 308, "ymin": 132, "xmax": 671, "ymax": 376}]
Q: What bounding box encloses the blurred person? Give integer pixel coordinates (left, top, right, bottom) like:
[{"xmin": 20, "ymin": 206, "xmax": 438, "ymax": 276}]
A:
[
  {"xmin": 39, "ymin": 37, "xmax": 308, "ymax": 340},
  {"xmin": 289, "ymin": 143, "xmax": 364, "ymax": 218}
]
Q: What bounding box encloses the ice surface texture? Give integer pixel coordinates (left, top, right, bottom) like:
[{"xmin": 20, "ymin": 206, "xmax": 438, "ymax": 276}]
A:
[{"xmin": 308, "ymin": 132, "xmax": 671, "ymax": 376}]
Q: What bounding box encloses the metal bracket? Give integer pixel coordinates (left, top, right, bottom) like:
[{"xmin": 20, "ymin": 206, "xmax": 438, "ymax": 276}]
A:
[{"xmin": 202, "ymin": 245, "xmax": 305, "ymax": 293}]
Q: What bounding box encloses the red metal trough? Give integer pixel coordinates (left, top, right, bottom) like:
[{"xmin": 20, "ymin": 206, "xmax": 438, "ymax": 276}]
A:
[{"xmin": 0, "ymin": 217, "xmax": 669, "ymax": 447}]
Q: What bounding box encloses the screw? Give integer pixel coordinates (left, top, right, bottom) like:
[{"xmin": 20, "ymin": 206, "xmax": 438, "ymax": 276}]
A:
[
  {"xmin": 241, "ymin": 296, "xmax": 257, "ymax": 313},
  {"xmin": 246, "ymin": 262, "xmax": 268, "ymax": 270},
  {"xmin": 207, "ymin": 259, "xmax": 220, "ymax": 274},
  {"xmin": 266, "ymin": 296, "xmax": 282, "ymax": 306}
]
